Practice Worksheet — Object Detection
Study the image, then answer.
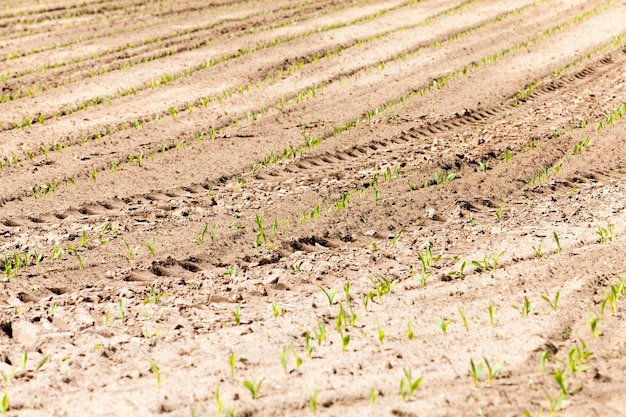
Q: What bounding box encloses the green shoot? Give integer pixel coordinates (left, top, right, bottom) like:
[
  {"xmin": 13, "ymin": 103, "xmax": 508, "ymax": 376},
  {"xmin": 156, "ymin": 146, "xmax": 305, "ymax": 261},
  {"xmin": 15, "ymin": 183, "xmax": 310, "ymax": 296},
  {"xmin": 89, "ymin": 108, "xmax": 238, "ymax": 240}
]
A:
[
  {"xmin": 470, "ymin": 358, "xmax": 483, "ymax": 387},
  {"xmin": 532, "ymin": 240, "xmax": 543, "ymax": 259},
  {"xmin": 1, "ymin": 393, "xmax": 6, "ymax": 415},
  {"xmin": 271, "ymin": 299, "xmax": 285, "ymax": 317},
  {"xmin": 118, "ymin": 298, "xmax": 126, "ymax": 324},
  {"xmin": 193, "ymin": 223, "xmax": 209, "ymax": 245},
  {"xmin": 595, "ymin": 223, "xmax": 615, "ymax": 243},
  {"xmin": 318, "ymin": 285, "xmax": 337, "ymax": 306},
  {"xmin": 280, "ymin": 347, "xmax": 288, "ymax": 374},
  {"xmin": 484, "ymin": 357, "xmax": 503, "ymax": 385},
  {"xmin": 458, "ymin": 307, "xmax": 469, "ymax": 332},
  {"xmin": 243, "ymin": 377, "xmax": 264, "ymax": 400},
  {"xmin": 377, "ymin": 320, "xmax": 385, "ymax": 344},
  {"xmin": 488, "ymin": 304, "xmax": 496, "ymax": 327},
  {"xmin": 228, "ymin": 353, "xmax": 236, "ymax": 376},
  {"xmin": 315, "ymin": 322, "xmax": 326, "ymax": 346},
  {"xmin": 370, "ymin": 387, "xmax": 377, "ymax": 404},
  {"xmin": 479, "ymin": 161, "xmax": 488, "ymax": 172},
  {"xmin": 400, "ymin": 368, "xmax": 423, "ymax": 401},
  {"xmin": 289, "ymin": 345, "xmax": 302, "ymax": 368},
  {"xmin": 148, "ymin": 358, "xmax": 162, "ymax": 389},
  {"xmin": 215, "ymin": 386, "xmax": 223, "ymax": 417},
  {"xmin": 407, "ymin": 318, "xmax": 414, "ymax": 340},
  {"xmin": 144, "ymin": 237, "xmax": 156, "ymax": 256},
  {"xmin": 435, "ymin": 317, "xmax": 454, "ymax": 335},
  {"xmin": 340, "ymin": 331, "xmax": 350, "ymax": 352},
  {"xmin": 309, "ymin": 389, "xmax": 319, "ymax": 414},
  {"xmin": 553, "ymin": 231, "xmax": 561, "ymax": 254},
  {"xmin": 513, "ymin": 296, "xmax": 532, "ymax": 318},
  {"xmin": 305, "ymin": 332, "xmax": 313, "ymax": 359},
  {"xmin": 123, "ymin": 239, "xmax": 140, "ymax": 261},
  {"xmin": 233, "ymin": 304, "xmax": 241, "ymax": 325},
  {"xmin": 541, "ymin": 291, "xmax": 560, "ymax": 312}
]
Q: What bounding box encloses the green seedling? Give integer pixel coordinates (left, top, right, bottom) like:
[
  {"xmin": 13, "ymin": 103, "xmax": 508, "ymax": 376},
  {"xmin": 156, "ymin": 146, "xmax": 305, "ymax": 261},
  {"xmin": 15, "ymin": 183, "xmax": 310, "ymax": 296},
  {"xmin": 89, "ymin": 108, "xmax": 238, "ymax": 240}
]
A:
[
  {"xmin": 370, "ymin": 387, "xmax": 377, "ymax": 404},
  {"xmin": 435, "ymin": 317, "xmax": 454, "ymax": 335},
  {"xmin": 553, "ymin": 231, "xmax": 561, "ymax": 254},
  {"xmin": 318, "ymin": 285, "xmax": 337, "ymax": 306},
  {"xmin": 389, "ymin": 231, "xmax": 402, "ymax": 248},
  {"xmin": 20, "ymin": 352, "xmax": 27, "ymax": 371},
  {"xmin": 193, "ymin": 223, "xmax": 209, "ymax": 245},
  {"xmin": 595, "ymin": 223, "xmax": 615, "ymax": 243},
  {"xmin": 280, "ymin": 347, "xmax": 288, "ymax": 374},
  {"xmin": 484, "ymin": 357, "xmax": 503, "ymax": 385},
  {"xmin": 343, "ymin": 279, "xmax": 352, "ymax": 305},
  {"xmin": 123, "ymin": 239, "xmax": 140, "ymax": 261},
  {"xmin": 513, "ymin": 296, "xmax": 532, "ymax": 318},
  {"xmin": 315, "ymin": 322, "xmax": 326, "ymax": 346},
  {"xmin": 233, "ymin": 304, "xmax": 241, "ymax": 325},
  {"xmin": 540, "ymin": 349, "xmax": 551, "ymax": 374},
  {"xmin": 488, "ymin": 304, "xmax": 496, "ymax": 327},
  {"xmin": 309, "ymin": 388, "xmax": 318, "ymax": 414},
  {"xmin": 91, "ymin": 169, "xmax": 97, "ymax": 181},
  {"xmin": 369, "ymin": 275, "xmax": 396, "ymax": 299},
  {"xmin": 223, "ymin": 266, "xmax": 237, "ymax": 277},
  {"xmin": 407, "ymin": 318, "xmax": 414, "ymax": 340},
  {"xmin": 228, "ymin": 353, "xmax": 236, "ymax": 376},
  {"xmin": 271, "ymin": 299, "xmax": 285, "ymax": 317},
  {"xmin": 81, "ymin": 229, "xmax": 88, "ymax": 247},
  {"xmin": 377, "ymin": 320, "xmax": 385, "ymax": 344},
  {"xmin": 0, "ymin": 392, "xmax": 6, "ymax": 414},
  {"xmin": 210, "ymin": 224, "xmax": 219, "ymax": 243},
  {"xmin": 305, "ymin": 332, "xmax": 313, "ymax": 359},
  {"xmin": 541, "ymin": 291, "xmax": 560, "ymax": 312},
  {"xmin": 71, "ymin": 248, "xmax": 85, "ymax": 270},
  {"xmin": 118, "ymin": 298, "xmax": 126, "ymax": 324},
  {"xmin": 243, "ymin": 377, "xmax": 264, "ymax": 399},
  {"xmin": 503, "ymin": 149, "xmax": 512, "ymax": 163},
  {"xmin": 340, "ymin": 330, "xmax": 350, "ymax": 352},
  {"xmin": 544, "ymin": 389, "xmax": 563, "ymax": 416},
  {"xmin": 215, "ymin": 386, "xmax": 223, "ymax": 417},
  {"xmin": 458, "ymin": 307, "xmax": 469, "ymax": 332},
  {"xmin": 148, "ymin": 357, "xmax": 162, "ymax": 389},
  {"xmin": 470, "ymin": 358, "xmax": 484, "ymax": 387},
  {"xmin": 494, "ymin": 204, "xmax": 505, "ymax": 222},
  {"xmin": 35, "ymin": 354, "xmax": 50, "ymax": 372},
  {"xmin": 143, "ymin": 286, "xmax": 171, "ymax": 305},
  {"xmin": 400, "ymin": 368, "xmax": 423, "ymax": 401},
  {"xmin": 532, "ymin": 240, "xmax": 543, "ymax": 259},
  {"xmin": 553, "ymin": 368, "xmax": 569, "ymax": 397},
  {"xmin": 587, "ymin": 311, "xmax": 600, "ymax": 339},
  {"xmin": 144, "ymin": 237, "xmax": 156, "ymax": 256},
  {"xmin": 479, "ymin": 161, "xmax": 488, "ymax": 172}
]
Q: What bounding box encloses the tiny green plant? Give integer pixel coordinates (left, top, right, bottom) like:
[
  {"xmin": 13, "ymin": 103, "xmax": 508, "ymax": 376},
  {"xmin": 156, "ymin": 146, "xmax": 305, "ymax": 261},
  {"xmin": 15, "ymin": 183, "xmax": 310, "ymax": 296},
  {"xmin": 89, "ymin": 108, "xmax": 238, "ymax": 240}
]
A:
[
  {"xmin": 340, "ymin": 330, "xmax": 350, "ymax": 352},
  {"xmin": 400, "ymin": 368, "xmax": 423, "ymax": 401},
  {"xmin": 215, "ymin": 386, "xmax": 223, "ymax": 416},
  {"xmin": 488, "ymin": 304, "xmax": 496, "ymax": 327},
  {"xmin": 435, "ymin": 317, "xmax": 454, "ymax": 335},
  {"xmin": 503, "ymin": 149, "xmax": 512, "ymax": 163},
  {"xmin": 309, "ymin": 388, "xmax": 318, "ymax": 414},
  {"xmin": 541, "ymin": 291, "xmax": 560, "ymax": 312},
  {"xmin": 233, "ymin": 304, "xmax": 242, "ymax": 325},
  {"xmin": 458, "ymin": 307, "xmax": 469, "ymax": 332},
  {"xmin": 513, "ymin": 296, "xmax": 532, "ymax": 318},
  {"xmin": 118, "ymin": 298, "xmax": 126, "ymax": 324},
  {"xmin": 407, "ymin": 318, "xmax": 414, "ymax": 340},
  {"xmin": 470, "ymin": 358, "xmax": 483, "ymax": 387},
  {"xmin": 223, "ymin": 265, "xmax": 237, "ymax": 277},
  {"xmin": 532, "ymin": 240, "xmax": 543, "ymax": 259},
  {"xmin": 315, "ymin": 322, "xmax": 326, "ymax": 346},
  {"xmin": 595, "ymin": 223, "xmax": 615, "ymax": 243},
  {"xmin": 370, "ymin": 387, "xmax": 377, "ymax": 404},
  {"xmin": 271, "ymin": 299, "xmax": 285, "ymax": 317},
  {"xmin": 1, "ymin": 392, "xmax": 7, "ymax": 415},
  {"xmin": 228, "ymin": 353, "xmax": 236, "ymax": 376},
  {"xmin": 305, "ymin": 332, "xmax": 313, "ymax": 359},
  {"xmin": 243, "ymin": 377, "xmax": 264, "ymax": 399},
  {"xmin": 318, "ymin": 285, "xmax": 337, "ymax": 306},
  {"xmin": 377, "ymin": 319, "xmax": 385, "ymax": 344},
  {"xmin": 279, "ymin": 347, "xmax": 288, "ymax": 374},
  {"xmin": 148, "ymin": 357, "xmax": 162, "ymax": 389},
  {"xmin": 144, "ymin": 237, "xmax": 156, "ymax": 256},
  {"xmin": 210, "ymin": 224, "xmax": 219, "ymax": 243},
  {"xmin": 586, "ymin": 311, "xmax": 600, "ymax": 339},
  {"xmin": 553, "ymin": 231, "xmax": 561, "ymax": 254},
  {"xmin": 193, "ymin": 223, "xmax": 209, "ymax": 245},
  {"xmin": 479, "ymin": 161, "xmax": 488, "ymax": 172},
  {"xmin": 484, "ymin": 357, "xmax": 503, "ymax": 385},
  {"xmin": 123, "ymin": 239, "xmax": 140, "ymax": 260}
]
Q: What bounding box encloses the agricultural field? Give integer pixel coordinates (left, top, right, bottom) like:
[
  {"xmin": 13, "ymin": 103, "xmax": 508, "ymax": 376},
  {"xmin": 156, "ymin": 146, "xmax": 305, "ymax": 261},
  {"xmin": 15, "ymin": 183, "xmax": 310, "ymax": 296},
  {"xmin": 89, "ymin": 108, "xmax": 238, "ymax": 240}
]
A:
[{"xmin": 1, "ymin": 0, "xmax": 626, "ymax": 415}]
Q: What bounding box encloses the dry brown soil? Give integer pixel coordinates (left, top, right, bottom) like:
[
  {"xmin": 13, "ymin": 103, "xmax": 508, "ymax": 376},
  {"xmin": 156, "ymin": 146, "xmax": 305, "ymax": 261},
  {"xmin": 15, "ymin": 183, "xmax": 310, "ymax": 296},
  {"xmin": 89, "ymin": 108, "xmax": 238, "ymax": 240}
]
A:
[{"xmin": 1, "ymin": 0, "xmax": 626, "ymax": 416}]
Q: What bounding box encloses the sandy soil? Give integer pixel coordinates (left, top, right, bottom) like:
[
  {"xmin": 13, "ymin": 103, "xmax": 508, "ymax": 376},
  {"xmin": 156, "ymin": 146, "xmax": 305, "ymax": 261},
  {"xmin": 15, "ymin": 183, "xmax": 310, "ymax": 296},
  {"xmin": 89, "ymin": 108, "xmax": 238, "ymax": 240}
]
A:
[{"xmin": 1, "ymin": 0, "xmax": 626, "ymax": 416}]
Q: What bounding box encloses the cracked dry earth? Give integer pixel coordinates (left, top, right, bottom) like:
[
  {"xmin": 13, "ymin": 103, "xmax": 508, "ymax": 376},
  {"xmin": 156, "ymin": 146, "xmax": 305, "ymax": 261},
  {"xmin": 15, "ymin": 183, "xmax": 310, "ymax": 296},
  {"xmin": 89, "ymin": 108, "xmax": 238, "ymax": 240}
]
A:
[{"xmin": 1, "ymin": 0, "xmax": 626, "ymax": 415}]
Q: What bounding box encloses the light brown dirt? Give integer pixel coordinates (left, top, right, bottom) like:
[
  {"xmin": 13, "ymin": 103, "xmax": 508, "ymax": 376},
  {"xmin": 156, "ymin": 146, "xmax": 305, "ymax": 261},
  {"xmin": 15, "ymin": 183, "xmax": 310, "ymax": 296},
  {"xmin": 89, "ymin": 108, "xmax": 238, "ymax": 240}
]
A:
[{"xmin": 1, "ymin": 0, "xmax": 626, "ymax": 416}]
